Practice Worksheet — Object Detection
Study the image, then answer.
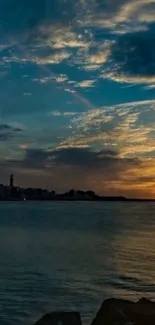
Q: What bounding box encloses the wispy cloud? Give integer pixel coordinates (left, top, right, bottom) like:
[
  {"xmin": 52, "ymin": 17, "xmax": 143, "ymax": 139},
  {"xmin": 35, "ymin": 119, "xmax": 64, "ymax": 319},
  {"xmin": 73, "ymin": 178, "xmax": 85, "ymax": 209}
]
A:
[
  {"xmin": 64, "ymin": 100, "xmax": 155, "ymax": 158},
  {"xmin": 75, "ymin": 80, "xmax": 96, "ymax": 88},
  {"xmin": 32, "ymin": 74, "xmax": 68, "ymax": 84},
  {"xmin": 64, "ymin": 88, "xmax": 76, "ymax": 93},
  {"xmin": 49, "ymin": 111, "xmax": 78, "ymax": 117},
  {"xmin": 78, "ymin": 0, "xmax": 155, "ymax": 34},
  {"xmin": 2, "ymin": 50, "xmax": 71, "ymax": 66},
  {"xmin": 144, "ymin": 84, "xmax": 155, "ymax": 90},
  {"xmin": 39, "ymin": 25, "xmax": 91, "ymax": 50},
  {"xmin": 2, "ymin": 0, "xmax": 155, "ymax": 88},
  {"xmin": 33, "ymin": 51, "xmax": 71, "ymax": 65}
]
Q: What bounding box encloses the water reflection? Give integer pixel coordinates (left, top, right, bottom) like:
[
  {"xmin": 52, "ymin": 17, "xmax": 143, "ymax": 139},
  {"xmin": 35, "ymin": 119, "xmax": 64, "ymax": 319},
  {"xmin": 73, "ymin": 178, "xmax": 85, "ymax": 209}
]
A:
[
  {"xmin": 113, "ymin": 229, "xmax": 155, "ymax": 300},
  {"xmin": 0, "ymin": 202, "xmax": 155, "ymax": 324}
]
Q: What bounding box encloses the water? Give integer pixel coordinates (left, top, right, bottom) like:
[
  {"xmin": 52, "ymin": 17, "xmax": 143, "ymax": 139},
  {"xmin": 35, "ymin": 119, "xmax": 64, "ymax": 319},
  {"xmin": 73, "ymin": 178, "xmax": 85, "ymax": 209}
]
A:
[{"xmin": 0, "ymin": 201, "xmax": 155, "ymax": 325}]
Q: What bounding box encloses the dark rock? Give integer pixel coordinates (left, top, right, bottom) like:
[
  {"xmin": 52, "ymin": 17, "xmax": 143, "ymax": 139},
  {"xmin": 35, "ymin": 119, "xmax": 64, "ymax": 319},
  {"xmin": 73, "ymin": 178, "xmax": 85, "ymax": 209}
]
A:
[
  {"xmin": 124, "ymin": 298, "xmax": 155, "ymax": 325},
  {"xmin": 91, "ymin": 298, "xmax": 134, "ymax": 325},
  {"xmin": 137, "ymin": 297, "xmax": 154, "ymax": 305},
  {"xmin": 33, "ymin": 312, "xmax": 82, "ymax": 325},
  {"xmin": 91, "ymin": 298, "xmax": 155, "ymax": 325}
]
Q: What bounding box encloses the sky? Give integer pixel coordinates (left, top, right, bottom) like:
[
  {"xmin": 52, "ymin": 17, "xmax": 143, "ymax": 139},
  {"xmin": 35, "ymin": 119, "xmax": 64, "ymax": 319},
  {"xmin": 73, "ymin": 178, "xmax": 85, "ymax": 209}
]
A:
[{"xmin": 1, "ymin": 0, "xmax": 155, "ymax": 197}]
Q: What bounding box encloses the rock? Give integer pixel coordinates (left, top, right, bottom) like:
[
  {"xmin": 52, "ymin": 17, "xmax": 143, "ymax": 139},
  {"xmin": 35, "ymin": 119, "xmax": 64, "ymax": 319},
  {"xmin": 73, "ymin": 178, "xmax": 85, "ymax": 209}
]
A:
[
  {"xmin": 91, "ymin": 298, "xmax": 155, "ymax": 325},
  {"xmin": 33, "ymin": 312, "xmax": 82, "ymax": 325},
  {"xmin": 124, "ymin": 298, "xmax": 155, "ymax": 325},
  {"xmin": 32, "ymin": 298, "xmax": 155, "ymax": 325},
  {"xmin": 137, "ymin": 297, "xmax": 155, "ymax": 305},
  {"xmin": 91, "ymin": 298, "xmax": 134, "ymax": 325}
]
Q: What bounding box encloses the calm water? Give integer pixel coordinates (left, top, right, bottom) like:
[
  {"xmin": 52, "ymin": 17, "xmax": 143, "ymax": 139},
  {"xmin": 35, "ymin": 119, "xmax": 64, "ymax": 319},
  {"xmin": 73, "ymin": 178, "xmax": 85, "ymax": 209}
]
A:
[{"xmin": 0, "ymin": 201, "xmax": 155, "ymax": 325}]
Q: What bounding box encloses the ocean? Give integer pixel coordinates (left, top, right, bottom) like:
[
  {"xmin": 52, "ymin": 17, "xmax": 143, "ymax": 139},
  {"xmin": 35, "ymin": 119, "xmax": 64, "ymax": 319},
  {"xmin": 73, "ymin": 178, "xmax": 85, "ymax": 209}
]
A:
[{"xmin": 0, "ymin": 201, "xmax": 155, "ymax": 325}]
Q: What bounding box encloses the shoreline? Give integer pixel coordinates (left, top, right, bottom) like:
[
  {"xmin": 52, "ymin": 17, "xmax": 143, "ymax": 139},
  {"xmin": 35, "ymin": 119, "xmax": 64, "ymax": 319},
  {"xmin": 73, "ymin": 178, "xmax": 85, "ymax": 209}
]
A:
[{"xmin": 0, "ymin": 197, "xmax": 154, "ymax": 202}]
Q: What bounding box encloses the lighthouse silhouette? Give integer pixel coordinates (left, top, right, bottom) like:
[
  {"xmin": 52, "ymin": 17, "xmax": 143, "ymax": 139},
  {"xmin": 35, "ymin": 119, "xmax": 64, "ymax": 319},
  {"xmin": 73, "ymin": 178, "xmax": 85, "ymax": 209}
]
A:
[{"xmin": 10, "ymin": 174, "xmax": 14, "ymax": 188}]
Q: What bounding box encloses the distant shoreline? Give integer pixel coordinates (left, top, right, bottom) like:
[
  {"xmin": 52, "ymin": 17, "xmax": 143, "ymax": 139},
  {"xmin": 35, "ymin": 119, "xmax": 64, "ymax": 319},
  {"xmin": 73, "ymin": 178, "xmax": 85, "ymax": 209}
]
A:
[
  {"xmin": 1, "ymin": 177, "xmax": 153, "ymax": 201},
  {"xmin": 0, "ymin": 197, "xmax": 154, "ymax": 202}
]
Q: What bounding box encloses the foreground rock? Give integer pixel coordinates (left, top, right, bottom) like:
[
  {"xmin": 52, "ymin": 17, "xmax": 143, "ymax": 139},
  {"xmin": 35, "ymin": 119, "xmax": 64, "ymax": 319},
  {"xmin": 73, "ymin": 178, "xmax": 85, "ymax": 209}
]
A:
[
  {"xmin": 33, "ymin": 312, "xmax": 82, "ymax": 325},
  {"xmin": 33, "ymin": 298, "xmax": 155, "ymax": 325},
  {"xmin": 91, "ymin": 297, "xmax": 155, "ymax": 325}
]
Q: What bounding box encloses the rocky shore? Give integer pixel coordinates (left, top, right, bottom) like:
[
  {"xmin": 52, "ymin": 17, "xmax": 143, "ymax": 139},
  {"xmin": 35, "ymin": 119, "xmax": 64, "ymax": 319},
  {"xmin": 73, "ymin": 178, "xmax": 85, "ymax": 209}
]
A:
[{"xmin": 33, "ymin": 297, "xmax": 155, "ymax": 325}]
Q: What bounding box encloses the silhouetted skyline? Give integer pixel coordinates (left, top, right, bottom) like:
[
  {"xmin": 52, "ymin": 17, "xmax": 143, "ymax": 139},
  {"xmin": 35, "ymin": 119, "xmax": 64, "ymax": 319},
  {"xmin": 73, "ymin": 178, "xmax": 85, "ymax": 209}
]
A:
[{"xmin": 0, "ymin": 174, "xmax": 154, "ymax": 201}]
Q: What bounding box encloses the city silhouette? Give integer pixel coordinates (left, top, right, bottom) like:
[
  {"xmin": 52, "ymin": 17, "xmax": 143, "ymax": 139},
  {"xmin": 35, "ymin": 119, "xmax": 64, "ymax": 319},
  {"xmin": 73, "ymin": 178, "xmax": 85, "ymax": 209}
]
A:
[{"xmin": 0, "ymin": 174, "xmax": 153, "ymax": 201}]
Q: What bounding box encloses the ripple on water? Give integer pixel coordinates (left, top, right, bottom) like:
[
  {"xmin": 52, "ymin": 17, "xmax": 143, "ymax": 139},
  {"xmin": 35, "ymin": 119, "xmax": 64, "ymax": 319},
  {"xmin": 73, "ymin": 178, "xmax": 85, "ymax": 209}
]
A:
[{"xmin": 0, "ymin": 202, "xmax": 155, "ymax": 324}]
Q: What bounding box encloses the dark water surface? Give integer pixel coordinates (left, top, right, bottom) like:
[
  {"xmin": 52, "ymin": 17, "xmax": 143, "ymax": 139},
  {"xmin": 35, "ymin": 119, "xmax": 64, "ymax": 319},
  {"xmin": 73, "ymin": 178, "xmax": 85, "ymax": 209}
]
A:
[{"xmin": 0, "ymin": 201, "xmax": 155, "ymax": 324}]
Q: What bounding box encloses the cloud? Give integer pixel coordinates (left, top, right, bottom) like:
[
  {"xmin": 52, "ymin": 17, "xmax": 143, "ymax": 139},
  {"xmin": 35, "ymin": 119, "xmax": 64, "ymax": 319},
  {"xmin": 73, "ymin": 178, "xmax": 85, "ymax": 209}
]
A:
[
  {"xmin": 1, "ymin": 0, "xmax": 153, "ymax": 42},
  {"xmin": 75, "ymin": 80, "xmax": 96, "ymax": 88},
  {"xmin": 1, "ymin": 0, "xmax": 155, "ymax": 198},
  {"xmin": 2, "ymin": 51, "xmax": 71, "ymax": 69},
  {"xmin": 15, "ymin": 146, "xmax": 137, "ymax": 173},
  {"xmin": 82, "ymin": 64, "xmax": 101, "ymax": 71},
  {"xmin": 0, "ymin": 124, "xmax": 23, "ymax": 141},
  {"xmin": 55, "ymin": 143, "xmax": 90, "ymax": 149},
  {"xmin": 49, "ymin": 111, "xmax": 78, "ymax": 117},
  {"xmin": 144, "ymin": 84, "xmax": 155, "ymax": 90},
  {"xmin": 2, "ymin": 0, "xmax": 155, "ymax": 85},
  {"xmin": 64, "ymin": 88, "xmax": 76, "ymax": 93},
  {"xmin": 118, "ymin": 0, "xmax": 155, "ymax": 25},
  {"xmin": 39, "ymin": 24, "xmax": 91, "ymax": 50},
  {"xmin": 49, "ymin": 111, "xmax": 61, "ymax": 117},
  {"xmin": 32, "ymin": 76, "xmax": 53, "ymax": 84},
  {"xmin": 19, "ymin": 144, "xmax": 30, "ymax": 149},
  {"xmin": 74, "ymin": 108, "xmax": 115, "ymax": 131},
  {"xmin": 1, "ymin": 0, "xmax": 155, "ymax": 67},
  {"xmin": 64, "ymin": 100, "xmax": 155, "ymax": 158},
  {"xmin": 33, "ymin": 74, "xmax": 68, "ymax": 84},
  {"xmin": 33, "ymin": 51, "xmax": 71, "ymax": 65},
  {"xmin": 63, "ymin": 112, "xmax": 78, "ymax": 116},
  {"xmin": 49, "ymin": 147, "xmax": 123, "ymax": 168},
  {"xmin": 78, "ymin": 0, "xmax": 155, "ymax": 34},
  {"xmin": 9, "ymin": 145, "xmax": 150, "ymax": 198},
  {"xmin": 100, "ymin": 32, "xmax": 155, "ymax": 84},
  {"xmin": 88, "ymin": 42, "xmax": 111, "ymax": 65},
  {"xmin": 54, "ymin": 75, "xmax": 68, "ymax": 83},
  {"xmin": 3, "ymin": 145, "xmax": 155, "ymax": 198}
]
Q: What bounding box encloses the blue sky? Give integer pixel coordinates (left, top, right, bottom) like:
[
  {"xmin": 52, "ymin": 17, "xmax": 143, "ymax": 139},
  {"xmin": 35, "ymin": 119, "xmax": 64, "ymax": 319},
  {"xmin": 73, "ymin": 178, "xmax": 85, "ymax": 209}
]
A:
[{"xmin": 1, "ymin": 0, "xmax": 155, "ymax": 197}]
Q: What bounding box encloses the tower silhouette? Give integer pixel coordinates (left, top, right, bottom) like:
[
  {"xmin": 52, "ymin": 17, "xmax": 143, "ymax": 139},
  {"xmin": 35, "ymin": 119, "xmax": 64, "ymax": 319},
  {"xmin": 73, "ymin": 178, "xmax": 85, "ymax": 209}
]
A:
[{"xmin": 10, "ymin": 174, "xmax": 14, "ymax": 187}]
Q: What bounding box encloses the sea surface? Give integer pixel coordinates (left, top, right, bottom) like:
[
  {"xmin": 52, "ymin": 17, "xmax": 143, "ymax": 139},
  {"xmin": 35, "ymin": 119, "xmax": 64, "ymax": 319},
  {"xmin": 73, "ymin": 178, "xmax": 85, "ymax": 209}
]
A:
[{"xmin": 0, "ymin": 201, "xmax": 155, "ymax": 325}]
